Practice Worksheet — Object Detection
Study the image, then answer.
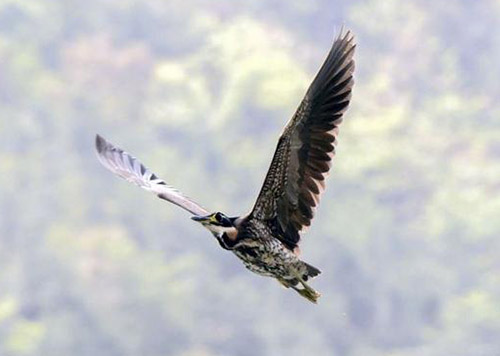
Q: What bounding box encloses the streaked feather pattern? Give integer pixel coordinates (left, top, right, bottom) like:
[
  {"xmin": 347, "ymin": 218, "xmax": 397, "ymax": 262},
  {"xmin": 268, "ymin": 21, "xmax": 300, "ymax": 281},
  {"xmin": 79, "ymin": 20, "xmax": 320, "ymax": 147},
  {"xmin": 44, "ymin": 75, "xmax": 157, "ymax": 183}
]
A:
[{"xmin": 251, "ymin": 30, "xmax": 356, "ymax": 250}]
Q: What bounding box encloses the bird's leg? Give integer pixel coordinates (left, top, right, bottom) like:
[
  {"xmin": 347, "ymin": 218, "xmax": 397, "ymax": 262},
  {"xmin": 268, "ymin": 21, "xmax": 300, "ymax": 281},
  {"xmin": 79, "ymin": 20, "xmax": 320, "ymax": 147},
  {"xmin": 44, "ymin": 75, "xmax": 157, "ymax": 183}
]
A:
[
  {"xmin": 277, "ymin": 277, "xmax": 318, "ymax": 303},
  {"xmin": 292, "ymin": 275, "xmax": 321, "ymax": 303},
  {"xmin": 277, "ymin": 278, "xmax": 291, "ymax": 289},
  {"xmin": 291, "ymin": 285, "xmax": 320, "ymax": 304}
]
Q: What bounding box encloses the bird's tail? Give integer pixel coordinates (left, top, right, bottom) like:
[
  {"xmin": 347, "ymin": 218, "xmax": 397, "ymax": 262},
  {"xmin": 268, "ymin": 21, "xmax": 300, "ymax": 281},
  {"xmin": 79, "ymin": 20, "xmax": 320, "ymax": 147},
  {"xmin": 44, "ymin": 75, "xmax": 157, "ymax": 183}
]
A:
[{"xmin": 304, "ymin": 263, "xmax": 321, "ymax": 279}]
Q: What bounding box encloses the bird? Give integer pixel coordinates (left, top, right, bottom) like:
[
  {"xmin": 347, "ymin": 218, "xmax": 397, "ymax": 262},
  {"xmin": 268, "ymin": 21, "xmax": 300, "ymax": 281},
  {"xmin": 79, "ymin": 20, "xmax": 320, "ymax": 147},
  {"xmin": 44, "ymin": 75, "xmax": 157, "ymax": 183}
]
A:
[{"xmin": 95, "ymin": 29, "xmax": 355, "ymax": 303}]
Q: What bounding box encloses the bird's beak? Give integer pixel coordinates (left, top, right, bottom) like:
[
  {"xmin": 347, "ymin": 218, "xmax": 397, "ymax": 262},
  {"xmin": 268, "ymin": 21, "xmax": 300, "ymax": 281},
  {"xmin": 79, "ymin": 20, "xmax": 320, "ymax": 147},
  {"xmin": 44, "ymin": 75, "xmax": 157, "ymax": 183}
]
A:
[{"xmin": 191, "ymin": 214, "xmax": 213, "ymax": 223}]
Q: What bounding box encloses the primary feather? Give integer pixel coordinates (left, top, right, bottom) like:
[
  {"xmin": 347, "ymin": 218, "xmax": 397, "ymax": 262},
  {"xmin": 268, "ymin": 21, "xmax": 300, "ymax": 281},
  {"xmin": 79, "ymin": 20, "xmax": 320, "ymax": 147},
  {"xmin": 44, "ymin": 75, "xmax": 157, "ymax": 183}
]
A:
[
  {"xmin": 251, "ymin": 30, "xmax": 355, "ymax": 250},
  {"xmin": 95, "ymin": 135, "xmax": 209, "ymax": 217}
]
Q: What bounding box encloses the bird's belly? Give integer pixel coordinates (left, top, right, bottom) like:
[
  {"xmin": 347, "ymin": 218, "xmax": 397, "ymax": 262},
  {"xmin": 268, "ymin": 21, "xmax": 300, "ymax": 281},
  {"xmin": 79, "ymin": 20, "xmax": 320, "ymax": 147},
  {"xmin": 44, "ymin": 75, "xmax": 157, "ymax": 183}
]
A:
[{"xmin": 232, "ymin": 239, "xmax": 302, "ymax": 278}]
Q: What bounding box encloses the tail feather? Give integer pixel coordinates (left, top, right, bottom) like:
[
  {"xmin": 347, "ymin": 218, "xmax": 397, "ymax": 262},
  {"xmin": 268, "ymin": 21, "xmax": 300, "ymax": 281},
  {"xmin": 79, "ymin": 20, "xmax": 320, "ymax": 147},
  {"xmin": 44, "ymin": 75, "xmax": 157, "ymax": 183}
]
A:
[{"xmin": 305, "ymin": 263, "xmax": 321, "ymax": 279}]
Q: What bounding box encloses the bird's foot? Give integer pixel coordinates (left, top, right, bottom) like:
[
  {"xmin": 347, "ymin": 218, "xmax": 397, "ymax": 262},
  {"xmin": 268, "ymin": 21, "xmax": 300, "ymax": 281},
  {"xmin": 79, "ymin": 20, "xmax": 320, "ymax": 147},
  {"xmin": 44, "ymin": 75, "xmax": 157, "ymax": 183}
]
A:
[
  {"xmin": 293, "ymin": 286, "xmax": 321, "ymax": 303},
  {"xmin": 292, "ymin": 273, "xmax": 321, "ymax": 303}
]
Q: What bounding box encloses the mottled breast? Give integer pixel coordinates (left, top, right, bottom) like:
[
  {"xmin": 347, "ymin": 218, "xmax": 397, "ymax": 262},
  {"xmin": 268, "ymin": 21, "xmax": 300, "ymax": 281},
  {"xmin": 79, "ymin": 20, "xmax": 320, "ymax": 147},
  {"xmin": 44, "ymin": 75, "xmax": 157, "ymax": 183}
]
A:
[{"xmin": 232, "ymin": 237, "xmax": 300, "ymax": 278}]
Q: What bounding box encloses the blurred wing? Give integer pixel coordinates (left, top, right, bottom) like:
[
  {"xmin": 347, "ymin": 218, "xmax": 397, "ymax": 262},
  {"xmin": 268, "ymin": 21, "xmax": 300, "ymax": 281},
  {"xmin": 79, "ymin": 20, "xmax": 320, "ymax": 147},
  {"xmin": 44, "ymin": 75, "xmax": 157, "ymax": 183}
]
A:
[
  {"xmin": 95, "ymin": 135, "xmax": 209, "ymax": 217},
  {"xmin": 251, "ymin": 30, "xmax": 356, "ymax": 249}
]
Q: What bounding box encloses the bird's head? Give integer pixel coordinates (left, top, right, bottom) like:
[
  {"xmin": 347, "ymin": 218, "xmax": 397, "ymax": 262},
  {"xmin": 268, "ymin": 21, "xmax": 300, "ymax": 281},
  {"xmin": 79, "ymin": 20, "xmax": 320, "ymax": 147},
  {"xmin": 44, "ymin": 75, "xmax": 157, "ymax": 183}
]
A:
[{"xmin": 191, "ymin": 212, "xmax": 236, "ymax": 236}]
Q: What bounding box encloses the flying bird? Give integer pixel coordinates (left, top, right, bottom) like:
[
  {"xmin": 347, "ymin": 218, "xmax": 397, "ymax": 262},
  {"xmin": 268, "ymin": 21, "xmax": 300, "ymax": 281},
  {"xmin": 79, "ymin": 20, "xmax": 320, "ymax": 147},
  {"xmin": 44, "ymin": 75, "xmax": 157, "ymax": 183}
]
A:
[{"xmin": 95, "ymin": 30, "xmax": 355, "ymax": 303}]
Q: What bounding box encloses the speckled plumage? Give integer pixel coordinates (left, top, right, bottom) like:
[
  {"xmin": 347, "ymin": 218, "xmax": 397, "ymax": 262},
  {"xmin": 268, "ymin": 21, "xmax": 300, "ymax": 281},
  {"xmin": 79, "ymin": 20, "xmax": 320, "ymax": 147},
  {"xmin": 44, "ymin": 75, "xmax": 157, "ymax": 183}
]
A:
[
  {"xmin": 232, "ymin": 219, "xmax": 305, "ymax": 278},
  {"xmin": 95, "ymin": 29, "xmax": 356, "ymax": 303}
]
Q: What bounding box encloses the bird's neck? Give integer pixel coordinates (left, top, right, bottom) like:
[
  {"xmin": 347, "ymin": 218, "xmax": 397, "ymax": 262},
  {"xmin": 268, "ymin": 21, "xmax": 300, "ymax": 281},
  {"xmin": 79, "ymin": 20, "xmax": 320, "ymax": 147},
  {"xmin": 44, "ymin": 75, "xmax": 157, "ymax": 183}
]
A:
[
  {"xmin": 225, "ymin": 227, "xmax": 238, "ymax": 241},
  {"xmin": 212, "ymin": 229, "xmax": 238, "ymax": 250}
]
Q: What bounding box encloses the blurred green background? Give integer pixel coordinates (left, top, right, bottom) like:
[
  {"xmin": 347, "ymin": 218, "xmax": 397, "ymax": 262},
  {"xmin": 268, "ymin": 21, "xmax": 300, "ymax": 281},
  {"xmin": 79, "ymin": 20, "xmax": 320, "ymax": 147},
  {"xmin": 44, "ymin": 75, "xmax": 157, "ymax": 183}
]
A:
[{"xmin": 1, "ymin": 0, "xmax": 499, "ymax": 355}]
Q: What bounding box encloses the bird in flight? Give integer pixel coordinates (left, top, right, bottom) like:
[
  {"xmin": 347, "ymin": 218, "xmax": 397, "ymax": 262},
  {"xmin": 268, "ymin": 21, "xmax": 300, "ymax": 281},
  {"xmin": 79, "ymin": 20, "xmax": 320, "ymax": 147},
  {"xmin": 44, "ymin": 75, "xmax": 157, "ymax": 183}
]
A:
[{"xmin": 95, "ymin": 30, "xmax": 355, "ymax": 303}]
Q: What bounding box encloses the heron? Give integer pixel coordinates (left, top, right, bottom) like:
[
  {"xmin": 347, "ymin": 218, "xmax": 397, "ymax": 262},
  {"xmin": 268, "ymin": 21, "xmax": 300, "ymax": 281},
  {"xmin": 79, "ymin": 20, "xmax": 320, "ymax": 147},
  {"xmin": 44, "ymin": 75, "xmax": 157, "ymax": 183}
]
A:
[{"xmin": 95, "ymin": 30, "xmax": 355, "ymax": 303}]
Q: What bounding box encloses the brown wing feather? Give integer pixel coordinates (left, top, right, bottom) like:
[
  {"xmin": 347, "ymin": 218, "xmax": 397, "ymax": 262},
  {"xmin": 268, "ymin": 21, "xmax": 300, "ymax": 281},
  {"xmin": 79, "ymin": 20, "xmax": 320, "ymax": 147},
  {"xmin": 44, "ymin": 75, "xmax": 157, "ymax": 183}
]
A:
[{"xmin": 251, "ymin": 30, "xmax": 356, "ymax": 250}]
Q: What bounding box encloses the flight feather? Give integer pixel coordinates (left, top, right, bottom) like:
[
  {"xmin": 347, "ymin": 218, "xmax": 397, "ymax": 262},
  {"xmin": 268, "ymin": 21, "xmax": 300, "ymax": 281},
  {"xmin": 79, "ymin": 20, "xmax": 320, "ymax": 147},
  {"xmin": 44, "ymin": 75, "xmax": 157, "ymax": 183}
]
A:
[
  {"xmin": 95, "ymin": 135, "xmax": 209, "ymax": 217},
  {"xmin": 251, "ymin": 30, "xmax": 356, "ymax": 250}
]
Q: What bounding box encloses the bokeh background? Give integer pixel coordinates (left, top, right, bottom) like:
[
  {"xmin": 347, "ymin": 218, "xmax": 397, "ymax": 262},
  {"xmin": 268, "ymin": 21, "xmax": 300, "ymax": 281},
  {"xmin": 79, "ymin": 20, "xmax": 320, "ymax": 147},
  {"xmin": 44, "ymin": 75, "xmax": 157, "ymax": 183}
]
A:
[{"xmin": 1, "ymin": 0, "xmax": 500, "ymax": 355}]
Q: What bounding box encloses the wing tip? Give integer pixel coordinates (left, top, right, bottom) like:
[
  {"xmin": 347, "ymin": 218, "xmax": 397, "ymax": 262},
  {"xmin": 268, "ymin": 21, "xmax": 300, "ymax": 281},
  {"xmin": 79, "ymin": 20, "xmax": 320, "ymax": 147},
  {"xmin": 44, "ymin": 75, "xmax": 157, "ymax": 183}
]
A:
[
  {"xmin": 95, "ymin": 134, "xmax": 107, "ymax": 154},
  {"xmin": 336, "ymin": 25, "xmax": 356, "ymax": 44}
]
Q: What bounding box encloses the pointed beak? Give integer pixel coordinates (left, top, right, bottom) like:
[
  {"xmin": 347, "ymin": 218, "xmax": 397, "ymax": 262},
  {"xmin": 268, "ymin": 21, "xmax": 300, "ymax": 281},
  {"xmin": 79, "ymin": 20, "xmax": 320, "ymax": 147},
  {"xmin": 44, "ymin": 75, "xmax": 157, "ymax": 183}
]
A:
[{"xmin": 191, "ymin": 215, "xmax": 211, "ymax": 223}]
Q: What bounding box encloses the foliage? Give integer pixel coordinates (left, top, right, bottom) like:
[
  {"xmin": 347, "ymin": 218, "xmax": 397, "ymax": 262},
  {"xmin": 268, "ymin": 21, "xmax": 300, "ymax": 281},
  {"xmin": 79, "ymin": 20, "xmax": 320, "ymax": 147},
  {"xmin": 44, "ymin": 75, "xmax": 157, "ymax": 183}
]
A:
[{"xmin": 1, "ymin": 0, "xmax": 499, "ymax": 355}]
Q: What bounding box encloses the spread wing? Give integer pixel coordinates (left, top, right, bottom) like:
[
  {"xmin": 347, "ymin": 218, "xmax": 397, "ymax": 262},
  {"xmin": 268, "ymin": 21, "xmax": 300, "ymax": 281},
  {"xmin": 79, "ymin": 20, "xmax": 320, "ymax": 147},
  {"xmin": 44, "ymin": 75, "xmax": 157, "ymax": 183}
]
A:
[
  {"xmin": 95, "ymin": 134, "xmax": 209, "ymax": 217},
  {"xmin": 251, "ymin": 30, "xmax": 356, "ymax": 250}
]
